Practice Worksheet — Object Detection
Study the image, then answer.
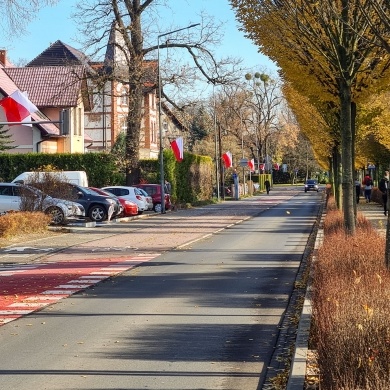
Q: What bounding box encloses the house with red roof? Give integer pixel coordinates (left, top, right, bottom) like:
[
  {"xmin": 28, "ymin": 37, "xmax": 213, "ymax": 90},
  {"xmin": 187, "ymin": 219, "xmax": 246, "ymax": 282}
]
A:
[
  {"xmin": 0, "ymin": 25, "xmax": 188, "ymax": 157},
  {"xmin": 0, "ymin": 49, "xmax": 92, "ymax": 153}
]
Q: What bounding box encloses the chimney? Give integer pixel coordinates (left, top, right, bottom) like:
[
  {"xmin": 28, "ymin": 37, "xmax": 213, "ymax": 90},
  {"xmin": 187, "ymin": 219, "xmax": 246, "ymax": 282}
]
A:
[{"xmin": 0, "ymin": 50, "xmax": 6, "ymax": 66}]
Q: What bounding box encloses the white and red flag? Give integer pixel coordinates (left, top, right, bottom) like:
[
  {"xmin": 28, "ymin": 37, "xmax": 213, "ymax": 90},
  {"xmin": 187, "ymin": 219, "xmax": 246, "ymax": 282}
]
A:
[
  {"xmin": 222, "ymin": 151, "xmax": 233, "ymax": 168},
  {"xmin": 247, "ymin": 159, "xmax": 255, "ymax": 171},
  {"xmin": 170, "ymin": 136, "xmax": 184, "ymax": 162},
  {"xmin": 0, "ymin": 90, "xmax": 38, "ymax": 124}
]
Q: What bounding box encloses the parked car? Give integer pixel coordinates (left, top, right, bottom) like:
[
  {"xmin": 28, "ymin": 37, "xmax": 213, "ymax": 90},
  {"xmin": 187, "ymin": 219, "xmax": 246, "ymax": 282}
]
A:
[
  {"xmin": 137, "ymin": 183, "xmax": 172, "ymax": 213},
  {"xmin": 304, "ymin": 179, "xmax": 319, "ymax": 192},
  {"xmin": 88, "ymin": 187, "xmax": 124, "ymax": 219},
  {"xmin": 117, "ymin": 197, "xmax": 138, "ymax": 217},
  {"xmin": 137, "ymin": 188, "xmax": 153, "ymax": 211},
  {"xmin": 63, "ymin": 184, "xmax": 120, "ymax": 222},
  {"xmin": 102, "ymin": 186, "xmax": 148, "ymax": 214},
  {"xmin": 89, "ymin": 187, "xmax": 138, "ymax": 217},
  {"xmin": 0, "ymin": 183, "xmax": 85, "ymax": 225}
]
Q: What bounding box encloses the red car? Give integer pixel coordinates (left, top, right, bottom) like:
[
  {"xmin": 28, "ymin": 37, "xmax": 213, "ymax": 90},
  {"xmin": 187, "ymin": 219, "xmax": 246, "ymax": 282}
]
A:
[
  {"xmin": 137, "ymin": 183, "xmax": 171, "ymax": 213},
  {"xmin": 117, "ymin": 197, "xmax": 138, "ymax": 216}
]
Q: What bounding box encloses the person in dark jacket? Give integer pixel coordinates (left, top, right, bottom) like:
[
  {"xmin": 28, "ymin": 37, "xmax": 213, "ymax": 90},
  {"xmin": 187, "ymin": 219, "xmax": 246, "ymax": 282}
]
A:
[
  {"xmin": 355, "ymin": 178, "xmax": 361, "ymax": 204},
  {"xmin": 379, "ymin": 171, "xmax": 389, "ymax": 216},
  {"xmin": 264, "ymin": 179, "xmax": 271, "ymax": 195}
]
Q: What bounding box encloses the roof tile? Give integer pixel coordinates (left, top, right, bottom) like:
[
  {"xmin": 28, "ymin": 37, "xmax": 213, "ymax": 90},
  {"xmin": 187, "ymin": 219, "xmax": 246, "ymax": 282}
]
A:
[{"xmin": 5, "ymin": 66, "xmax": 85, "ymax": 107}]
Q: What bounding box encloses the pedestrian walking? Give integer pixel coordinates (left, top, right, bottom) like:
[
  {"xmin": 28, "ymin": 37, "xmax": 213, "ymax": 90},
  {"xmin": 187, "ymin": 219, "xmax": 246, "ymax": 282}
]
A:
[
  {"xmin": 363, "ymin": 174, "xmax": 373, "ymax": 203},
  {"xmin": 379, "ymin": 171, "xmax": 389, "ymax": 215},
  {"xmin": 264, "ymin": 179, "xmax": 271, "ymax": 195},
  {"xmin": 355, "ymin": 178, "xmax": 361, "ymax": 204}
]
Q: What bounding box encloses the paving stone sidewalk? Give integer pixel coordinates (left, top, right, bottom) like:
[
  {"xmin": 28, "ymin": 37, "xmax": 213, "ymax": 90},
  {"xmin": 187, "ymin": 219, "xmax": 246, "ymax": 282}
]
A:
[
  {"xmin": 0, "ymin": 191, "xmax": 300, "ymax": 265},
  {"xmin": 357, "ymin": 199, "xmax": 388, "ymax": 235}
]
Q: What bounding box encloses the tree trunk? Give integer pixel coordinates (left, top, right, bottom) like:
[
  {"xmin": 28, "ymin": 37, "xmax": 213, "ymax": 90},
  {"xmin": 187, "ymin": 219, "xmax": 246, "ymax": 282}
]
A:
[
  {"xmin": 331, "ymin": 145, "xmax": 342, "ymax": 209},
  {"xmin": 124, "ymin": 10, "xmax": 144, "ymax": 186},
  {"xmin": 339, "ymin": 79, "xmax": 355, "ymax": 235}
]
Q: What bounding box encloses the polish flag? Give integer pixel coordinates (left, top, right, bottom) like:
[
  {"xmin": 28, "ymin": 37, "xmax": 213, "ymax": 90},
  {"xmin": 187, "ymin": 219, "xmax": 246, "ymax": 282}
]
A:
[
  {"xmin": 170, "ymin": 137, "xmax": 184, "ymax": 162},
  {"xmin": 247, "ymin": 159, "xmax": 255, "ymax": 171},
  {"xmin": 222, "ymin": 151, "xmax": 232, "ymax": 168},
  {"xmin": 0, "ymin": 90, "xmax": 38, "ymax": 124}
]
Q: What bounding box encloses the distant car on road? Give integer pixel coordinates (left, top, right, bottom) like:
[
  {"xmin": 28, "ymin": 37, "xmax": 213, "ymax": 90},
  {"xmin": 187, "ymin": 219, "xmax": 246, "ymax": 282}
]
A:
[
  {"xmin": 136, "ymin": 183, "xmax": 171, "ymax": 213},
  {"xmin": 304, "ymin": 179, "xmax": 319, "ymax": 192},
  {"xmin": 102, "ymin": 186, "xmax": 148, "ymax": 214},
  {"xmin": 0, "ymin": 183, "xmax": 85, "ymax": 225}
]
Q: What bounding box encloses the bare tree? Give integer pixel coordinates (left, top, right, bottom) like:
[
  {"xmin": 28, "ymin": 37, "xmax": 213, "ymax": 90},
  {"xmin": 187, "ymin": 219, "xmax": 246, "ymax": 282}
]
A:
[
  {"xmin": 74, "ymin": 0, "xmax": 242, "ymax": 184},
  {"xmin": 1, "ymin": 1, "xmax": 58, "ymax": 38}
]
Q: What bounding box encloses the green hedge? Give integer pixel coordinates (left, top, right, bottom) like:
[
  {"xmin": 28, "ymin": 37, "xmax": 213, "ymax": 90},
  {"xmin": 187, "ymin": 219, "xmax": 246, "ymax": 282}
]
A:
[
  {"xmin": 140, "ymin": 149, "xmax": 213, "ymax": 204},
  {"xmin": 0, "ymin": 152, "xmax": 121, "ymax": 187},
  {"xmin": 0, "ymin": 151, "xmax": 214, "ymax": 204}
]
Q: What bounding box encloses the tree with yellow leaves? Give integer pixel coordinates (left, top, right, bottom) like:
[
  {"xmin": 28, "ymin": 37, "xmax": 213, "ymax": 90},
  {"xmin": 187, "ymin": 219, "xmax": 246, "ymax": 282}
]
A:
[{"xmin": 231, "ymin": 0, "xmax": 390, "ymax": 235}]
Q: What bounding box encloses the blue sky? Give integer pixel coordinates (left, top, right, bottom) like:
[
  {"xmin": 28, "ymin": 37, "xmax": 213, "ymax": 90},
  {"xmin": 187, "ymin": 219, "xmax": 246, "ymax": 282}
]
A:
[{"xmin": 2, "ymin": 0, "xmax": 276, "ymax": 73}]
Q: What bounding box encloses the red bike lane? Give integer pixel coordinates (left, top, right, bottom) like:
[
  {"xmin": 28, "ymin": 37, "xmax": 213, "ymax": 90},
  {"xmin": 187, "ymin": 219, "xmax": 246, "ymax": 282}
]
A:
[{"xmin": 0, "ymin": 254, "xmax": 158, "ymax": 326}]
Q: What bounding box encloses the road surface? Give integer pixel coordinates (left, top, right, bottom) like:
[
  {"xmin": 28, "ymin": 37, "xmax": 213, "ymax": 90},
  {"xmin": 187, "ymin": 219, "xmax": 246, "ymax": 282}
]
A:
[{"xmin": 0, "ymin": 188, "xmax": 322, "ymax": 389}]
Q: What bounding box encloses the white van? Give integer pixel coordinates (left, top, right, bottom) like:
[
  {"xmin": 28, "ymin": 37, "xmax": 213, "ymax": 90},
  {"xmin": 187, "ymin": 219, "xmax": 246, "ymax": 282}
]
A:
[{"xmin": 12, "ymin": 171, "xmax": 89, "ymax": 187}]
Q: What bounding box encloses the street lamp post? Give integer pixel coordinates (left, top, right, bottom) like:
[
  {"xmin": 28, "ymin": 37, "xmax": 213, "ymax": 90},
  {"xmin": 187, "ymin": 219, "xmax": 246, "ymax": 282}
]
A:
[{"xmin": 158, "ymin": 23, "xmax": 200, "ymax": 213}]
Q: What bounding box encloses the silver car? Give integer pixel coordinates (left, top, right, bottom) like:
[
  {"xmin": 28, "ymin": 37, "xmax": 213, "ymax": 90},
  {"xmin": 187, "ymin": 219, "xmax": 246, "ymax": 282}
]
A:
[{"xmin": 0, "ymin": 183, "xmax": 85, "ymax": 225}]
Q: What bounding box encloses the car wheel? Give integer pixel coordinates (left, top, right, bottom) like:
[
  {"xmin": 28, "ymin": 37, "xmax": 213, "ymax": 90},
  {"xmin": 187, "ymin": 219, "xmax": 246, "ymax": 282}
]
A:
[
  {"xmin": 154, "ymin": 203, "xmax": 162, "ymax": 213},
  {"xmin": 138, "ymin": 210, "xmax": 144, "ymax": 215},
  {"xmin": 89, "ymin": 205, "xmax": 107, "ymax": 222},
  {"xmin": 46, "ymin": 206, "xmax": 65, "ymax": 225}
]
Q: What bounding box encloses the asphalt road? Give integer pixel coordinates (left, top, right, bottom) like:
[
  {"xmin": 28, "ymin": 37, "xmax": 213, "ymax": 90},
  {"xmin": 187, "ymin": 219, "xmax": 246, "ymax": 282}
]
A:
[{"xmin": 0, "ymin": 187, "xmax": 323, "ymax": 390}]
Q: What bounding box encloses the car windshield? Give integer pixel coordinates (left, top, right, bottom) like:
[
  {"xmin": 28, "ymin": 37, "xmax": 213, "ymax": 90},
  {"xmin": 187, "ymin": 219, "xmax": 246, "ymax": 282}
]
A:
[
  {"xmin": 306, "ymin": 180, "xmax": 317, "ymax": 184},
  {"xmin": 138, "ymin": 188, "xmax": 148, "ymax": 197},
  {"xmin": 79, "ymin": 187, "xmax": 101, "ymax": 196},
  {"xmin": 90, "ymin": 187, "xmax": 114, "ymax": 197}
]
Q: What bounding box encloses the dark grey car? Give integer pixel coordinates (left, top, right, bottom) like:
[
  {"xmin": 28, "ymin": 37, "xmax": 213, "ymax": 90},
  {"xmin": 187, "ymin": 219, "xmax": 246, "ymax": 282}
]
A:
[{"xmin": 304, "ymin": 179, "xmax": 319, "ymax": 192}]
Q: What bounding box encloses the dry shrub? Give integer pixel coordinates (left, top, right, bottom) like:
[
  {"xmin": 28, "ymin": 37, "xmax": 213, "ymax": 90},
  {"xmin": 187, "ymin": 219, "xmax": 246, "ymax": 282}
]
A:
[
  {"xmin": 0, "ymin": 211, "xmax": 51, "ymax": 238},
  {"xmin": 323, "ymin": 206, "xmax": 372, "ymax": 236},
  {"xmin": 312, "ymin": 212, "xmax": 390, "ymax": 389},
  {"xmin": 21, "ymin": 171, "xmax": 75, "ymax": 202}
]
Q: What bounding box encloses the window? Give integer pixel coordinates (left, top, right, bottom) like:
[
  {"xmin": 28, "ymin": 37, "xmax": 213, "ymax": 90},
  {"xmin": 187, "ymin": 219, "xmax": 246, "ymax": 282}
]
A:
[
  {"xmin": 120, "ymin": 89, "xmax": 128, "ymax": 106},
  {"xmin": 0, "ymin": 185, "xmax": 13, "ymax": 196}
]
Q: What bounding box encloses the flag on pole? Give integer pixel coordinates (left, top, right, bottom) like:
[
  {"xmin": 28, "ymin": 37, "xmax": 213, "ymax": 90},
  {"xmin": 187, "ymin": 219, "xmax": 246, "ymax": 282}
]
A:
[
  {"xmin": 247, "ymin": 159, "xmax": 255, "ymax": 171},
  {"xmin": 170, "ymin": 136, "xmax": 184, "ymax": 162},
  {"xmin": 222, "ymin": 151, "xmax": 233, "ymax": 168},
  {"xmin": 0, "ymin": 90, "xmax": 38, "ymax": 124}
]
